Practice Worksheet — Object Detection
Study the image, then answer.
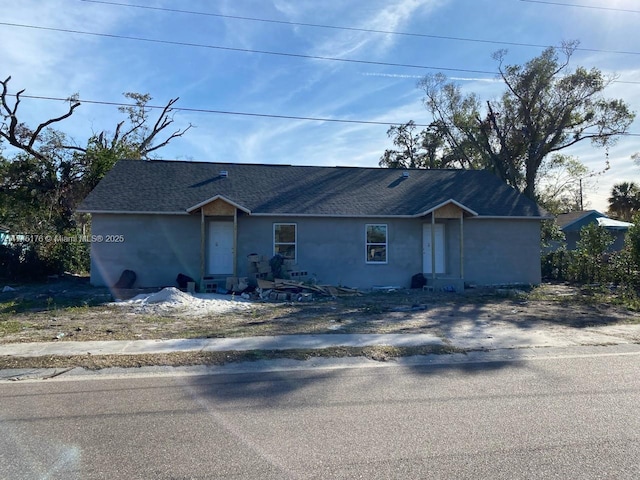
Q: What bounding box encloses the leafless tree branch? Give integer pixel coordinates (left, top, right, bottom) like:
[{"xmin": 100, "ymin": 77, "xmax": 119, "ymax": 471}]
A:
[{"xmin": 0, "ymin": 76, "xmax": 81, "ymax": 161}]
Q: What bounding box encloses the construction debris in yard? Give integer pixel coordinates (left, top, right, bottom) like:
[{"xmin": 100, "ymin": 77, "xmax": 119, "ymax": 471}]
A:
[
  {"xmin": 244, "ymin": 253, "xmax": 359, "ymax": 301},
  {"xmin": 256, "ymin": 278, "xmax": 360, "ymax": 301},
  {"xmin": 247, "ymin": 254, "xmax": 309, "ymax": 282}
]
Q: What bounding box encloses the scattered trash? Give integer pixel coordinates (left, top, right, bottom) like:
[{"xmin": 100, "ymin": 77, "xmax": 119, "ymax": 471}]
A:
[
  {"xmin": 372, "ymin": 286, "xmax": 401, "ymax": 292},
  {"xmin": 55, "ymin": 332, "xmax": 65, "ymax": 340},
  {"xmin": 176, "ymin": 273, "xmax": 195, "ymax": 290},
  {"xmin": 114, "ymin": 269, "xmax": 137, "ymax": 289},
  {"xmin": 2, "ymin": 285, "xmax": 16, "ymax": 293},
  {"xmin": 410, "ymin": 273, "xmax": 427, "ymax": 289}
]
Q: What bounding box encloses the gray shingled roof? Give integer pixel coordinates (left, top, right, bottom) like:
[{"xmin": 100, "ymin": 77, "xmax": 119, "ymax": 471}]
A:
[
  {"xmin": 77, "ymin": 160, "xmax": 548, "ymax": 218},
  {"xmin": 556, "ymin": 210, "xmax": 604, "ymax": 230}
]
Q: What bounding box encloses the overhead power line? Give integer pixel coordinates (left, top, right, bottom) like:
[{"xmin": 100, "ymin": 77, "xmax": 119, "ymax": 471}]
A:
[
  {"xmin": 14, "ymin": 93, "xmax": 434, "ymax": 127},
  {"xmin": 0, "ymin": 21, "xmax": 495, "ymax": 76},
  {"xmin": 80, "ymin": 0, "xmax": 640, "ymax": 56},
  {"xmin": 12, "ymin": 93, "xmax": 640, "ymax": 137},
  {"xmin": 1, "ymin": 21, "xmax": 639, "ymax": 85},
  {"xmin": 520, "ymin": 0, "xmax": 640, "ymax": 14}
]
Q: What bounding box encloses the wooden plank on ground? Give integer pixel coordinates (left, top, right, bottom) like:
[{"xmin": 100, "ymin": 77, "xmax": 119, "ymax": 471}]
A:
[{"xmin": 257, "ymin": 278, "xmax": 276, "ymax": 290}]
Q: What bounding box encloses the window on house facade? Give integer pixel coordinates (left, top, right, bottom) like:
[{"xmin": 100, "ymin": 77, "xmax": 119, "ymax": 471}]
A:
[
  {"xmin": 366, "ymin": 224, "xmax": 387, "ymax": 263},
  {"xmin": 274, "ymin": 223, "xmax": 296, "ymax": 260}
]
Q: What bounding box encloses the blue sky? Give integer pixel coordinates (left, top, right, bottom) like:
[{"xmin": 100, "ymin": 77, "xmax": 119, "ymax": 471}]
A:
[{"xmin": 1, "ymin": 0, "xmax": 639, "ymax": 212}]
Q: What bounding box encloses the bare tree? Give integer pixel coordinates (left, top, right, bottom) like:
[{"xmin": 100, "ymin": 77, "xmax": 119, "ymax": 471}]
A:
[
  {"xmin": 1, "ymin": 76, "xmax": 81, "ymax": 162},
  {"xmin": 0, "ymin": 76, "xmax": 192, "ymax": 161}
]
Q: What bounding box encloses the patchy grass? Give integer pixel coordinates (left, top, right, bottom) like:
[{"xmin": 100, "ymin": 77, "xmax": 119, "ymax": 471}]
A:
[
  {"xmin": 1, "ymin": 280, "xmax": 639, "ymax": 344},
  {"xmin": 0, "ymin": 298, "xmax": 38, "ymax": 315},
  {"xmin": 529, "ymin": 283, "xmax": 640, "ymax": 314},
  {"xmin": 0, "ymin": 320, "xmax": 21, "ymax": 335}
]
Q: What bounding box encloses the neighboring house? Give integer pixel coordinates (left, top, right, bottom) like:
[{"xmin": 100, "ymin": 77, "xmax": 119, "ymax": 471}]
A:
[
  {"xmin": 556, "ymin": 210, "xmax": 633, "ymax": 251},
  {"xmin": 77, "ymin": 160, "xmax": 549, "ymax": 291},
  {"xmin": 0, "ymin": 225, "xmax": 8, "ymax": 245}
]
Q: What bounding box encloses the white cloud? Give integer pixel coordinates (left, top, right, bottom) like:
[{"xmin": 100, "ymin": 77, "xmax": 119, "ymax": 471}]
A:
[{"xmin": 310, "ymin": 0, "xmax": 445, "ymax": 60}]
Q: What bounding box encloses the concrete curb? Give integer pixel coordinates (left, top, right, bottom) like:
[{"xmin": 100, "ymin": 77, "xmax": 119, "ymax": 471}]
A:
[{"xmin": 0, "ymin": 333, "xmax": 445, "ymax": 358}]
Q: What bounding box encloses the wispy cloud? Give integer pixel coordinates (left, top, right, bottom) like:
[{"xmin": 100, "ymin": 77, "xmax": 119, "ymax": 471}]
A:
[{"xmin": 309, "ymin": 0, "xmax": 446, "ymax": 60}]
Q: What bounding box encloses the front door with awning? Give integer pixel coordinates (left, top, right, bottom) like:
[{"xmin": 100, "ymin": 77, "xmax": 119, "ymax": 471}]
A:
[
  {"xmin": 423, "ymin": 223, "xmax": 445, "ymax": 274},
  {"xmin": 207, "ymin": 221, "xmax": 234, "ymax": 274}
]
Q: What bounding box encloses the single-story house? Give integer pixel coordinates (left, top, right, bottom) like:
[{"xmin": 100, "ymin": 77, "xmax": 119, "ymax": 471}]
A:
[
  {"xmin": 77, "ymin": 160, "xmax": 549, "ymax": 291},
  {"xmin": 556, "ymin": 210, "xmax": 633, "ymax": 251}
]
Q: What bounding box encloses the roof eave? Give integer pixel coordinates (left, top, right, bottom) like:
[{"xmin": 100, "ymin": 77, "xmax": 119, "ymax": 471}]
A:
[
  {"xmin": 76, "ymin": 209, "xmax": 189, "ymax": 215},
  {"xmin": 474, "ymin": 215, "xmax": 552, "ymax": 220}
]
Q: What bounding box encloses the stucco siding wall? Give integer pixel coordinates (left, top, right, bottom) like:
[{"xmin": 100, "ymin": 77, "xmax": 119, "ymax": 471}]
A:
[
  {"xmin": 463, "ymin": 219, "xmax": 541, "ymax": 285},
  {"xmin": 89, "ymin": 214, "xmax": 542, "ymax": 289},
  {"xmin": 236, "ymin": 216, "xmax": 426, "ymax": 289},
  {"xmin": 90, "ymin": 214, "xmax": 200, "ymax": 288}
]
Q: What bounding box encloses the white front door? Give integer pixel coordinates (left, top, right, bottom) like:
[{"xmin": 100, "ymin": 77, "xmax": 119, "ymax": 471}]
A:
[
  {"xmin": 423, "ymin": 223, "xmax": 445, "ymax": 274},
  {"xmin": 208, "ymin": 222, "xmax": 234, "ymax": 274}
]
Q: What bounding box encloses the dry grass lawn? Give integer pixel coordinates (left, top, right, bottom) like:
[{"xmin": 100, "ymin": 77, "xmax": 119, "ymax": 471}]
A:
[{"xmin": 2, "ymin": 278, "xmax": 639, "ymax": 370}]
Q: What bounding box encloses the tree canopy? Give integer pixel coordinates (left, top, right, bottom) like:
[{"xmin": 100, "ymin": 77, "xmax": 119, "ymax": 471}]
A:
[
  {"xmin": 382, "ymin": 42, "xmax": 635, "ymax": 201},
  {"xmin": 608, "ymin": 182, "xmax": 640, "ymax": 221}
]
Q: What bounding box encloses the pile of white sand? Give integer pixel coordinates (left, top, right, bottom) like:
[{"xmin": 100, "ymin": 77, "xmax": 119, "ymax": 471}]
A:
[{"xmin": 116, "ymin": 287, "xmax": 254, "ymax": 315}]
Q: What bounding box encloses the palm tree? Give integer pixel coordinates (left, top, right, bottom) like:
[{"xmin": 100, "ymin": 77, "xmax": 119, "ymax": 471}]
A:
[{"xmin": 608, "ymin": 182, "xmax": 640, "ymax": 221}]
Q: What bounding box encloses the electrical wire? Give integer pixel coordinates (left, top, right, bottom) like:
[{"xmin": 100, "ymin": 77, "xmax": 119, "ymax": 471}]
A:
[
  {"xmin": 15, "ymin": 94, "xmax": 434, "ymax": 127},
  {"xmin": 0, "ymin": 21, "xmax": 496, "ymax": 76},
  {"xmin": 520, "ymin": 0, "xmax": 640, "ymax": 14},
  {"xmin": 1, "ymin": 21, "xmax": 639, "ymax": 84},
  {"xmin": 12, "ymin": 93, "xmax": 640, "ymax": 136},
  {"xmin": 80, "ymin": 0, "xmax": 640, "ymax": 56}
]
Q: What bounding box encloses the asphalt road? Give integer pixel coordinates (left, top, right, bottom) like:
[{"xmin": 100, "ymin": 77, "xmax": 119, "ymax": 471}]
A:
[{"xmin": 1, "ymin": 348, "xmax": 639, "ymax": 479}]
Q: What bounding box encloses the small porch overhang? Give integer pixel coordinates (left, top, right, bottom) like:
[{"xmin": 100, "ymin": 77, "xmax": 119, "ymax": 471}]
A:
[
  {"xmin": 188, "ymin": 196, "xmax": 247, "ymax": 291},
  {"xmin": 186, "ymin": 195, "xmax": 251, "ymax": 215},
  {"xmin": 415, "ymin": 199, "xmax": 478, "ymax": 218},
  {"xmin": 420, "ymin": 200, "xmax": 477, "ymax": 292}
]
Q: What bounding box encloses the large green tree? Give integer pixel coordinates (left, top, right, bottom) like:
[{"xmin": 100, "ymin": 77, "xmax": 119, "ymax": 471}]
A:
[
  {"xmin": 379, "ymin": 120, "xmax": 482, "ymax": 170},
  {"xmin": 388, "ymin": 42, "xmax": 635, "ymax": 200}
]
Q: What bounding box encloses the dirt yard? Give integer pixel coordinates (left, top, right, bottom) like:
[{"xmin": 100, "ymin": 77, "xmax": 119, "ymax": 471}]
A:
[{"xmin": 1, "ymin": 277, "xmax": 639, "ymax": 345}]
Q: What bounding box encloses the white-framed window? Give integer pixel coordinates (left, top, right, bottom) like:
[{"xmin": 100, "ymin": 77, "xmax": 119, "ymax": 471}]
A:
[
  {"xmin": 366, "ymin": 224, "xmax": 387, "ymax": 264},
  {"xmin": 274, "ymin": 223, "xmax": 297, "ymax": 260}
]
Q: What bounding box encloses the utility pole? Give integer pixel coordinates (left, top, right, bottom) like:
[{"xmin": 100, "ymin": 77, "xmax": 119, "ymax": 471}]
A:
[{"xmin": 579, "ymin": 178, "xmax": 583, "ymax": 211}]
